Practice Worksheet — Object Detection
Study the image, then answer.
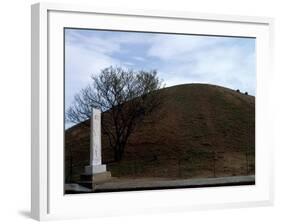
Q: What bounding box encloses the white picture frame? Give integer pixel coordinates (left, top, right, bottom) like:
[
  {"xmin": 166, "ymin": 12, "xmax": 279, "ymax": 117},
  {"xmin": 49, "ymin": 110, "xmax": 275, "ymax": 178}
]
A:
[{"xmin": 31, "ymin": 2, "xmax": 274, "ymax": 221}]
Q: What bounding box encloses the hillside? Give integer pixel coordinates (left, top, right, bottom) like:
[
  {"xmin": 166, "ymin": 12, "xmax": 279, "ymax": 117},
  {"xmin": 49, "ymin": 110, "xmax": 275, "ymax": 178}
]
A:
[{"xmin": 65, "ymin": 83, "xmax": 255, "ymax": 183}]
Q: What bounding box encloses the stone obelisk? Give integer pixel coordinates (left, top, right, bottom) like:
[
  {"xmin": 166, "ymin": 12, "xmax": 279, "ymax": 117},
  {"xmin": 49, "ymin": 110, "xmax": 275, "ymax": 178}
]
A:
[{"xmin": 83, "ymin": 108, "xmax": 111, "ymax": 187}]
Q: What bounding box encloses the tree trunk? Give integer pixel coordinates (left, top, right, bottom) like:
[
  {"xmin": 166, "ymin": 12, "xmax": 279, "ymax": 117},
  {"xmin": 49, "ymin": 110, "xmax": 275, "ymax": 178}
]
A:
[{"xmin": 114, "ymin": 145, "xmax": 124, "ymax": 161}]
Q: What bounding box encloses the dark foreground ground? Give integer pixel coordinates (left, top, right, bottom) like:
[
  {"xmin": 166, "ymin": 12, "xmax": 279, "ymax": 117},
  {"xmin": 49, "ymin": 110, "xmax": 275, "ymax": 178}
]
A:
[{"xmin": 65, "ymin": 175, "xmax": 255, "ymax": 194}]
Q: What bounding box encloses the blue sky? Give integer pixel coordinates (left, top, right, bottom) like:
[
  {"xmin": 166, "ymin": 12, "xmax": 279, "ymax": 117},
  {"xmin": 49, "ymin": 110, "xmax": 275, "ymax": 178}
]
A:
[{"xmin": 65, "ymin": 28, "xmax": 256, "ymax": 127}]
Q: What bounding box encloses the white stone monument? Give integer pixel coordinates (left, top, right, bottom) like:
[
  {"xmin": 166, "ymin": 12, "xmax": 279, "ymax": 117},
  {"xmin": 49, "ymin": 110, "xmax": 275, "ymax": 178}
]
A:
[{"xmin": 84, "ymin": 108, "xmax": 111, "ymax": 185}]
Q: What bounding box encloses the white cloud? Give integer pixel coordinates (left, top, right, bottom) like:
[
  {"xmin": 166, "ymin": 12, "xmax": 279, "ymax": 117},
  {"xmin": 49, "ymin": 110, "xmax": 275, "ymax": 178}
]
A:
[
  {"xmin": 65, "ymin": 30, "xmax": 121, "ymax": 54},
  {"xmin": 133, "ymin": 56, "xmax": 146, "ymax": 62},
  {"xmin": 65, "ymin": 38, "xmax": 120, "ymax": 111},
  {"xmin": 64, "ymin": 30, "xmax": 146, "ymax": 111},
  {"xmin": 146, "ymin": 35, "xmax": 255, "ymax": 94},
  {"xmin": 65, "ymin": 29, "xmax": 256, "ymax": 114},
  {"xmin": 147, "ymin": 35, "xmax": 223, "ymax": 60}
]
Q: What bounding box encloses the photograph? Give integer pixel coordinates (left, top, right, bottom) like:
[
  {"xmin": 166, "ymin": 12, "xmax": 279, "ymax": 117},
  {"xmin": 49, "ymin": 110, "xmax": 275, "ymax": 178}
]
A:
[{"xmin": 64, "ymin": 28, "xmax": 256, "ymax": 194}]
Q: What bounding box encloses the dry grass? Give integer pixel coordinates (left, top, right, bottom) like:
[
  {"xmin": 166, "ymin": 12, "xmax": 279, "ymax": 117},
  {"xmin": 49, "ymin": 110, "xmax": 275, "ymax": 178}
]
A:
[{"xmin": 65, "ymin": 84, "xmax": 255, "ymax": 183}]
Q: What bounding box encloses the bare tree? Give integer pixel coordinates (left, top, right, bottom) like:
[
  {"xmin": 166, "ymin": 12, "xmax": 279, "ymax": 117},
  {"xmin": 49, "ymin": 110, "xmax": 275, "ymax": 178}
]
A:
[{"xmin": 67, "ymin": 66, "xmax": 164, "ymax": 161}]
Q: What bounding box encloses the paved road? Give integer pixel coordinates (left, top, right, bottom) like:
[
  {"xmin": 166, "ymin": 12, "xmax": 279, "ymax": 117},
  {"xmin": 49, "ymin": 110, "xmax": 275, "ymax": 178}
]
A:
[
  {"xmin": 94, "ymin": 175, "xmax": 255, "ymax": 192},
  {"xmin": 65, "ymin": 175, "xmax": 255, "ymax": 193}
]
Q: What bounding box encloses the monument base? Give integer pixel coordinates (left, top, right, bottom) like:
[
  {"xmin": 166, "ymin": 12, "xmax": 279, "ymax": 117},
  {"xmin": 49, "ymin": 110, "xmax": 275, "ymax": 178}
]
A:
[
  {"xmin": 80, "ymin": 171, "xmax": 111, "ymax": 190},
  {"xmin": 92, "ymin": 171, "xmax": 111, "ymax": 183},
  {"xmin": 80, "ymin": 165, "xmax": 111, "ymax": 190},
  {"xmin": 84, "ymin": 164, "xmax": 106, "ymax": 175}
]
